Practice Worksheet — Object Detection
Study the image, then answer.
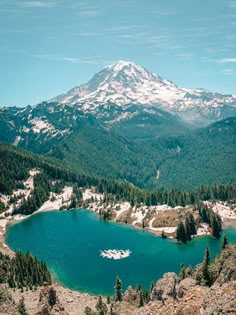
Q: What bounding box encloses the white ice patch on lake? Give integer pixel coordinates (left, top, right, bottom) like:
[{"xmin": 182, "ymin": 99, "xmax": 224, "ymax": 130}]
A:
[{"xmin": 100, "ymin": 249, "xmax": 131, "ymax": 260}]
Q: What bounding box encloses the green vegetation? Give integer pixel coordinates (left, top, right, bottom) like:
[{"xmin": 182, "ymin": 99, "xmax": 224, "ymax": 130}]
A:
[
  {"xmin": 18, "ymin": 297, "xmax": 28, "ymax": 315},
  {"xmin": 1, "ymin": 144, "xmax": 235, "ymax": 218},
  {"xmin": 114, "ymin": 276, "xmax": 122, "ymax": 302},
  {"xmin": 176, "ymin": 222, "xmax": 187, "ymax": 243},
  {"xmin": 196, "ymin": 203, "xmax": 222, "ymax": 238},
  {"xmin": 1, "ymin": 101, "xmax": 235, "ymax": 192},
  {"xmin": 0, "ymin": 251, "xmax": 51, "ymax": 290},
  {"xmin": 96, "ymin": 296, "xmax": 108, "ymax": 315},
  {"xmin": 222, "ymin": 235, "xmax": 228, "ymax": 250}
]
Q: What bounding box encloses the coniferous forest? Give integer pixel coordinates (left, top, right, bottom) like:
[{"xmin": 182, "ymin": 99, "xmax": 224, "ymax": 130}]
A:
[
  {"xmin": 0, "ymin": 251, "xmax": 51, "ymax": 289},
  {"xmin": 1, "ymin": 144, "xmax": 236, "ymax": 218}
]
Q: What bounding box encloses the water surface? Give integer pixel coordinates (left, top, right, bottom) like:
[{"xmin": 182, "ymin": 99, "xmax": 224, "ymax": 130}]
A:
[{"xmin": 6, "ymin": 209, "xmax": 236, "ymax": 295}]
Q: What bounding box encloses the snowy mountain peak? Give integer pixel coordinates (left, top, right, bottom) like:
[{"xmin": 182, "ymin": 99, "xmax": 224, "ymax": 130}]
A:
[
  {"xmin": 51, "ymin": 60, "xmax": 236, "ymax": 124},
  {"xmin": 52, "ymin": 60, "xmax": 179, "ymax": 106}
]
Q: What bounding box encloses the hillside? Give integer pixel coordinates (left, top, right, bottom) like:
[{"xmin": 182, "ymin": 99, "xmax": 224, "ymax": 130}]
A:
[
  {"xmin": 0, "ymin": 115, "xmax": 235, "ymax": 191},
  {"xmin": 145, "ymin": 117, "xmax": 236, "ymax": 190}
]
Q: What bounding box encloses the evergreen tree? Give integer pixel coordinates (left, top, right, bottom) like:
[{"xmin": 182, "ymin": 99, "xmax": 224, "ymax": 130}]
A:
[
  {"xmin": 48, "ymin": 287, "xmax": 57, "ymax": 307},
  {"xmin": 114, "ymin": 276, "xmax": 122, "ymax": 302},
  {"xmin": 202, "ymin": 247, "xmax": 211, "ymax": 286},
  {"xmin": 222, "ymin": 235, "xmax": 228, "ymax": 250},
  {"xmin": 150, "ymin": 281, "xmax": 155, "ymax": 294},
  {"xmin": 187, "ymin": 213, "xmax": 196, "ymax": 235},
  {"xmin": 139, "ymin": 290, "xmax": 144, "ymax": 307},
  {"xmin": 18, "ymin": 297, "xmax": 28, "ymax": 315},
  {"xmin": 106, "ymin": 295, "xmax": 110, "ymax": 304},
  {"xmin": 185, "ymin": 217, "xmax": 192, "ymax": 241},
  {"xmin": 161, "ymin": 230, "xmax": 167, "ymax": 239},
  {"xmin": 211, "ymin": 215, "xmax": 221, "ymax": 238},
  {"xmin": 176, "ymin": 222, "xmax": 187, "ymax": 243},
  {"xmin": 96, "ymin": 295, "xmax": 108, "ymax": 315},
  {"xmin": 179, "ymin": 263, "xmax": 186, "ymax": 280}
]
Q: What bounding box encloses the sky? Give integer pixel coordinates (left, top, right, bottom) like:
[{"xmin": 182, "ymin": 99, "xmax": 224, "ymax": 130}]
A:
[{"xmin": 1, "ymin": 0, "xmax": 236, "ymax": 107}]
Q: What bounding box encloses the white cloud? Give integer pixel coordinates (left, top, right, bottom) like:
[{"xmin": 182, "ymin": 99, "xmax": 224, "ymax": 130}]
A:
[
  {"xmin": 21, "ymin": 1, "xmax": 55, "ymax": 8},
  {"xmin": 218, "ymin": 58, "xmax": 236, "ymax": 63},
  {"xmin": 33, "ymin": 54, "xmax": 113, "ymax": 65}
]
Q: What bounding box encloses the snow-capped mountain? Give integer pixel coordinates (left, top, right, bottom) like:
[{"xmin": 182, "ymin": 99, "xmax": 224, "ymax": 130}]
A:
[{"xmin": 51, "ymin": 60, "xmax": 236, "ymax": 125}]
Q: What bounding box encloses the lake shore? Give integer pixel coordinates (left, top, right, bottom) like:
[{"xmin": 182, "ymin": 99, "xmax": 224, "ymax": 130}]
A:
[{"xmin": 1, "ymin": 188, "xmax": 236, "ymax": 256}]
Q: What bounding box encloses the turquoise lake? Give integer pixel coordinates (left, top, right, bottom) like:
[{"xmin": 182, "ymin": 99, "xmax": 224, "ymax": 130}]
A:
[{"xmin": 6, "ymin": 209, "xmax": 236, "ymax": 295}]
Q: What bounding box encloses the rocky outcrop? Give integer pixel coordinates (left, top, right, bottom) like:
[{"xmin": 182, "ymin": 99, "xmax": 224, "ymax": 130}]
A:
[
  {"xmin": 123, "ymin": 286, "xmax": 139, "ymax": 305},
  {"xmin": 202, "ymin": 282, "xmax": 236, "ymax": 315},
  {"xmin": 0, "ymin": 286, "xmax": 18, "ymax": 315},
  {"xmin": 135, "ymin": 243, "xmax": 236, "ymax": 315},
  {"xmin": 176, "ymin": 277, "xmax": 196, "ymax": 298},
  {"xmin": 150, "ymin": 272, "xmax": 179, "ymax": 301},
  {"xmin": 35, "ymin": 286, "xmax": 68, "ymax": 315}
]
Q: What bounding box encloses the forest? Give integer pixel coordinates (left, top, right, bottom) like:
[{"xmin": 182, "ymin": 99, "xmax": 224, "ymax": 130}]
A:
[
  {"xmin": 0, "ymin": 144, "xmax": 235, "ymax": 217},
  {"xmin": 0, "ymin": 251, "xmax": 51, "ymax": 290}
]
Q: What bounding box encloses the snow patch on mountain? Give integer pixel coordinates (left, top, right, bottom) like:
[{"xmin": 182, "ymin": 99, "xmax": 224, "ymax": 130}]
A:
[{"xmin": 30, "ymin": 118, "xmax": 56, "ymax": 134}]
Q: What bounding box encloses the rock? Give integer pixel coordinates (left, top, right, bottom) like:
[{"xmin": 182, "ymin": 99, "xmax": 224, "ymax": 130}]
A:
[
  {"xmin": 201, "ymin": 282, "xmax": 236, "ymax": 315},
  {"xmin": 150, "ymin": 272, "xmax": 180, "ymax": 302},
  {"xmin": 0, "ymin": 287, "xmax": 19, "ymax": 315},
  {"xmin": 35, "ymin": 286, "xmax": 68, "ymax": 315},
  {"xmin": 177, "ymin": 277, "xmax": 196, "ymax": 298},
  {"xmin": 123, "ymin": 286, "xmax": 139, "ymax": 305}
]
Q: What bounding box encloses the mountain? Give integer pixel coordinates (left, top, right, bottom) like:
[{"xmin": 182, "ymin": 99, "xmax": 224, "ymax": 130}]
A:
[
  {"xmin": 51, "ymin": 60, "xmax": 236, "ymax": 125},
  {"xmin": 0, "ymin": 61, "xmax": 235, "ymax": 191}
]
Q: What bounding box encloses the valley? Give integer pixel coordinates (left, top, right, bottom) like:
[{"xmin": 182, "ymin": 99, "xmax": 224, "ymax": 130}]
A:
[{"xmin": 0, "ymin": 61, "xmax": 236, "ymax": 315}]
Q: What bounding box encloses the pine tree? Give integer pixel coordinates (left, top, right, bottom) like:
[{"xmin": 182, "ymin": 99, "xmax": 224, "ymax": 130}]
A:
[
  {"xmin": 139, "ymin": 290, "xmax": 144, "ymax": 307},
  {"xmin": 18, "ymin": 297, "xmax": 28, "ymax": 315},
  {"xmin": 48, "ymin": 287, "xmax": 57, "ymax": 307},
  {"xmin": 202, "ymin": 247, "xmax": 211, "ymax": 286},
  {"xmin": 176, "ymin": 222, "xmax": 187, "ymax": 243},
  {"xmin": 96, "ymin": 296, "xmax": 108, "ymax": 315},
  {"xmin": 150, "ymin": 281, "xmax": 155, "ymax": 294},
  {"xmin": 185, "ymin": 217, "xmax": 192, "ymax": 241},
  {"xmin": 114, "ymin": 276, "xmax": 122, "ymax": 302},
  {"xmin": 221, "ymin": 234, "xmax": 228, "ymax": 250},
  {"xmin": 211, "ymin": 215, "xmax": 221, "ymax": 238},
  {"xmin": 188, "ymin": 213, "xmax": 196, "ymax": 235},
  {"xmin": 161, "ymin": 230, "xmax": 167, "ymax": 239},
  {"xmin": 179, "ymin": 263, "xmax": 186, "ymax": 280}
]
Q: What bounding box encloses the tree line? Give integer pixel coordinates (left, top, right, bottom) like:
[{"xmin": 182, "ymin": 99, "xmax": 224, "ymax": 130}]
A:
[
  {"xmin": 0, "ymin": 251, "xmax": 51, "ymax": 290},
  {"xmin": 176, "ymin": 204, "xmax": 222, "ymax": 243},
  {"xmin": 1, "ymin": 144, "xmax": 236, "ymax": 217}
]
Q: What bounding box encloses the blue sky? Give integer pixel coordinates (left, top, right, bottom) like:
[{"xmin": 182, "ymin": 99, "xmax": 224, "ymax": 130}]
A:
[{"xmin": 1, "ymin": 0, "xmax": 236, "ymax": 107}]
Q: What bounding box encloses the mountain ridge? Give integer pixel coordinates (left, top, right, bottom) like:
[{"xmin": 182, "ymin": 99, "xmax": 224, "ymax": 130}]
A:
[{"xmin": 51, "ymin": 60, "xmax": 236, "ymax": 125}]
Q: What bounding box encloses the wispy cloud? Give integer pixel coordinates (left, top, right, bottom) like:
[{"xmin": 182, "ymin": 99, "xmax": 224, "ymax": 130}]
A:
[
  {"xmin": 71, "ymin": 1, "xmax": 100, "ymax": 18},
  {"xmin": 109, "ymin": 25, "xmax": 141, "ymax": 32},
  {"xmin": 174, "ymin": 52, "xmax": 194, "ymax": 60},
  {"xmin": 229, "ymin": 1, "xmax": 236, "ymax": 8},
  {"xmin": 0, "ymin": 29, "xmax": 30, "ymax": 33},
  {"xmin": 222, "ymin": 69, "xmax": 235, "ymax": 75},
  {"xmin": 217, "ymin": 58, "xmax": 236, "ymax": 63},
  {"xmin": 77, "ymin": 32, "xmax": 97, "ymax": 36},
  {"xmin": 152, "ymin": 9, "xmax": 182, "ymax": 16},
  {"xmin": 20, "ymin": 1, "xmax": 55, "ymax": 8},
  {"xmin": 33, "ymin": 54, "xmax": 112, "ymax": 65},
  {"xmin": 75, "ymin": 9, "xmax": 100, "ymax": 17}
]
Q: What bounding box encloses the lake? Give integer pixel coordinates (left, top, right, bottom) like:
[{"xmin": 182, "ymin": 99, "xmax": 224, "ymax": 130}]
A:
[{"xmin": 6, "ymin": 209, "xmax": 236, "ymax": 295}]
